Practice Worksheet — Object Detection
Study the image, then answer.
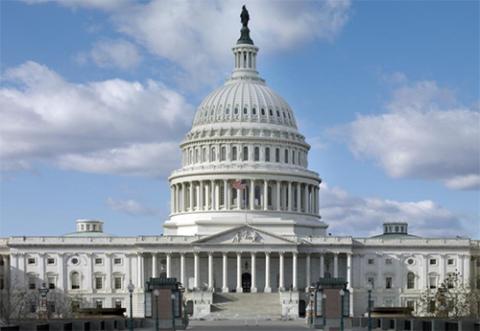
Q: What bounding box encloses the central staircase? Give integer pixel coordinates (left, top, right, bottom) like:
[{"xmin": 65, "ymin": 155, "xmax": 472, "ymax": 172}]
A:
[{"xmin": 207, "ymin": 292, "xmax": 282, "ymax": 320}]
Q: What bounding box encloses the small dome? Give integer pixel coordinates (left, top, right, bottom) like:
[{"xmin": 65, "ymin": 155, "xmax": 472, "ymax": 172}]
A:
[{"xmin": 192, "ymin": 80, "xmax": 297, "ymax": 129}]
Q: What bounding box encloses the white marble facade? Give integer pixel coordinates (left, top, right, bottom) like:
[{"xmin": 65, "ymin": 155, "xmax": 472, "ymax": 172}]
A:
[{"xmin": 1, "ymin": 13, "xmax": 479, "ymax": 320}]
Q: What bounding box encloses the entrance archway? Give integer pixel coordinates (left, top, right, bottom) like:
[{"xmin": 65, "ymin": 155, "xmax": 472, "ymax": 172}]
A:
[{"xmin": 242, "ymin": 273, "xmax": 251, "ymax": 293}]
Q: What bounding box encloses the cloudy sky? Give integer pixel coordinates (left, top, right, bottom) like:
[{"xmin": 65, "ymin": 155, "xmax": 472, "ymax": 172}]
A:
[{"xmin": 1, "ymin": 0, "xmax": 479, "ymax": 238}]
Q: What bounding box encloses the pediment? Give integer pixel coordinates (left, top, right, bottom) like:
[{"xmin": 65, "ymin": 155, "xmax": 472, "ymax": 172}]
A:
[{"xmin": 193, "ymin": 225, "xmax": 297, "ymax": 245}]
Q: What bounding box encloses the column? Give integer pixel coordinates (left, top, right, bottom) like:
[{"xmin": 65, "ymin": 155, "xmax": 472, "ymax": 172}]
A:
[
  {"xmin": 223, "ymin": 180, "xmax": 228, "ymax": 210},
  {"xmin": 265, "ymin": 252, "xmax": 271, "ymax": 292},
  {"xmin": 251, "ymin": 253, "xmax": 257, "ymax": 292},
  {"xmin": 250, "ymin": 179, "xmax": 255, "ymax": 210},
  {"xmin": 181, "ymin": 183, "xmax": 186, "ymax": 212},
  {"xmin": 276, "ymin": 181, "xmax": 281, "ymax": 211},
  {"xmin": 180, "ymin": 253, "xmax": 186, "ymax": 287},
  {"xmin": 236, "ymin": 253, "xmax": 242, "ymax": 292},
  {"xmin": 263, "ymin": 180, "xmax": 268, "ymax": 210},
  {"xmin": 279, "ymin": 252, "xmax": 285, "ymax": 291},
  {"xmin": 88, "ymin": 253, "xmax": 94, "ymax": 291},
  {"xmin": 189, "ymin": 182, "xmax": 194, "ymax": 211},
  {"xmin": 39, "ymin": 253, "xmax": 46, "ymax": 283},
  {"xmin": 194, "ymin": 253, "xmax": 199, "ymax": 289},
  {"xmin": 208, "ymin": 253, "xmax": 213, "ymax": 290},
  {"xmin": 333, "ymin": 253, "xmax": 339, "ymax": 278},
  {"xmin": 170, "ymin": 185, "xmax": 174, "ymax": 213},
  {"xmin": 137, "ymin": 253, "xmax": 144, "ymax": 289},
  {"xmin": 166, "ymin": 253, "xmax": 171, "ymax": 278},
  {"xmin": 126, "ymin": 254, "xmax": 132, "ymax": 286},
  {"xmin": 288, "ymin": 182, "xmax": 292, "ymax": 212},
  {"xmin": 439, "ymin": 254, "xmax": 446, "ymax": 286},
  {"xmin": 222, "ymin": 253, "xmax": 229, "ymax": 292},
  {"xmin": 297, "ymin": 183, "xmax": 301, "ymax": 212},
  {"xmin": 215, "ymin": 181, "xmax": 220, "ymax": 210},
  {"xmin": 423, "ymin": 254, "xmax": 428, "ymax": 289},
  {"xmin": 105, "ymin": 253, "xmax": 112, "ymax": 292},
  {"xmin": 305, "ymin": 254, "xmax": 311, "ymax": 292},
  {"xmin": 292, "ymin": 252, "xmax": 298, "ymax": 290},
  {"xmin": 320, "ymin": 254, "xmax": 325, "ymax": 278},
  {"xmin": 210, "ymin": 180, "xmax": 215, "ymax": 210},
  {"xmin": 58, "ymin": 253, "xmax": 65, "ymax": 291},
  {"xmin": 304, "ymin": 184, "xmax": 309, "ymax": 213},
  {"xmin": 459, "ymin": 255, "xmax": 465, "ymax": 282},
  {"xmin": 347, "ymin": 253, "xmax": 353, "ymax": 316},
  {"xmin": 236, "ymin": 187, "xmax": 241, "ymax": 210},
  {"xmin": 152, "ymin": 253, "xmax": 157, "ymax": 278},
  {"xmin": 199, "ymin": 181, "xmax": 204, "ymax": 211}
]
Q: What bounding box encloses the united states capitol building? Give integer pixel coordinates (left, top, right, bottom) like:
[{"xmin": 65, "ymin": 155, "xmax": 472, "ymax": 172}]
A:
[{"xmin": 1, "ymin": 8, "xmax": 479, "ymax": 321}]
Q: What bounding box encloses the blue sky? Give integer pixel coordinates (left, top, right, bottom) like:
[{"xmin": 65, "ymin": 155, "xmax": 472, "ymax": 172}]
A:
[{"xmin": 1, "ymin": 0, "xmax": 479, "ymax": 238}]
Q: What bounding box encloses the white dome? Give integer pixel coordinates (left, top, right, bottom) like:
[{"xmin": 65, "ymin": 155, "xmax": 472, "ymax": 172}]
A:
[{"xmin": 192, "ymin": 79, "xmax": 297, "ymax": 129}]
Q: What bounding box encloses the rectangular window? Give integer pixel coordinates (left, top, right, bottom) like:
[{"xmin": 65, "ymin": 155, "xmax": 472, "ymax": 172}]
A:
[
  {"xmin": 367, "ymin": 277, "xmax": 375, "ymax": 288},
  {"xmin": 406, "ymin": 300, "xmax": 415, "ymax": 309},
  {"xmin": 428, "ymin": 300, "xmax": 435, "ymax": 313},
  {"xmin": 0, "ymin": 278, "xmax": 4, "ymax": 290},
  {"xmin": 29, "ymin": 279, "xmax": 36, "ymax": 290},
  {"xmin": 114, "ymin": 277, "xmax": 122, "ymax": 289},
  {"xmin": 386, "ymin": 277, "xmax": 392, "ymax": 289},
  {"xmin": 27, "ymin": 258, "xmax": 36, "ymax": 265},
  {"xmin": 447, "ymin": 258, "xmax": 455, "ymax": 265},
  {"xmin": 95, "ymin": 277, "xmax": 103, "ymax": 290},
  {"xmin": 429, "ymin": 259, "xmax": 437, "ymax": 265},
  {"xmin": 115, "ymin": 300, "xmax": 122, "ymax": 309},
  {"xmin": 47, "ymin": 258, "xmax": 55, "ymax": 265},
  {"xmin": 385, "ymin": 258, "xmax": 392, "ymax": 265},
  {"xmin": 368, "ymin": 258, "xmax": 375, "ymax": 265},
  {"xmin": 30, "ymin": 302, "xmax": 36, "ymax": 313},
  {"xmin": 48, "ymin": 276, "xmax": 56, "ymax": 289},
  {"xmin": 96, "ymin": 300, "xmax": 103, "ymax": 309},
  {"xmin": 114, "ymin": 258, "xmax": 122, "ymax": 265},
  {"xmin": 429, "ymin": 275, "xmax": 437, "ymax": 289},
  {"xmin": 95, "ymin": 258, "xmax": 103, "ymax": 265}
]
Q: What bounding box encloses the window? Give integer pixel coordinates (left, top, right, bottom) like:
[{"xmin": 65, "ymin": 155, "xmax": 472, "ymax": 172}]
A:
[
  {"xmin": 71, "ymin": 257, "xmax": 79, "ymax": 265},
  {"xmin": 261, "ymin": 108, "xmax": 265, "ymax": 116},
  {"xmin": 265, "ymin": 147, "xmax": 270, "ymax": 162},
  {"xmin": 95, "ymin": 277, "xmax": 103, "ymax": 290},
  {"xmin": 275, "ymin": 148, "xmax": 280, "ymax": 162},
  {"xmin": 0, "ymin": 259, "xmax": 4, "ymax": 266},
  {"xmin": 252, "ymin": 108, "xmax": 256, "ymax": 115},
  {"xmin": 220, "ymin": 146, "xmax": 226, "ymax": 161},
  {"xmin": 28, "ymin": 275, "xmax": 36, "ymax": 290},
  {"xmin": 385, "ymin": 258, "xmax": 392, "ymax": 265},
  {"xmin": 276, "ymin": 110, "xmax": 280, "ymax": 117},
  {"xmin": 254, "ymin": 147, "xmax": 260, "ymax": 161},
  {"xmin": 95, "ymin": 258, "xmax": 103, "ymax": 265},
  {"xmin": 368, "ymin": 258, "xmax": 375, "ymax": 265},
  {"xmin": 47, "ymin": 258, "xmax": 55, "ymax": 265},
  {"xmin": 226, "ymin": 108, "xmax": 230, "ymax": 115},
  {"xmin": 243, "ymin": 107, "xmax": 247, "ymax": 115},
  {"xmin": 428, "ymin": 300, "xmax": 435, "ymax": 313},
  {"xmin": 202, "ymin": 147, "xmax": 207, "ymax": 162},
  {"xmin": 407, "ymin": 272, "xmax": 415, "ymax": 289},
  {"xmin": 30, "ymin": 302, "xmax": 36, "ymax": 313},
  {"xmin": 0, "ymin": 278, "xmax": 4, "ymax": 290},
  {"xmin": 243, "ymin": 146, "xmax": 248, "ymax": 161},
  {"xmin": 406, "ymin": 300, "xmax": 415, "ymax": 309},
  {"xmin": 367, "ymin": 277, "xmax": 375, "ymax": 288},
  {"xmin": 114, "ymin": 277, "xmax": 122, "ymax": 290},
  {"xmin": 232, "ymin": 146, "xmax": 238, "ymax": 161},
  {"xmin": 292, "ymin": 150, "xmax": 295, "ymax": 164},
  {"xmin": 28, "ymin": 258, "xmax": 36, "ymax": 265},
  {"xmin": 447, "ymin": 258, "xmax": 455, "ymax": 265},
  {"xmin": 210, "ymin": 147, "xmax": 216, "ymax": 162},
  {"xmin": 386, "ymin": 277, "xmax": 392, "ymax": 289},
  {"xmin": 234, "ymin": 107, "xmax": 238, "ymax": 114},
  {"xmin": 48, "ymin": 276, "xmax": 56, "ymax": 289},
  {"xmin": 96, "ymin": 300, "xmax": 103, "ymax": 309},
  {"xmin": 269, "ymin": 109, "xmax": 273, "ymax": 116},
  {"xmin": 114, "ymin": 258, "xmax": 122, "ymax": 265},
  {"xmin": 284, "ymin": 149, "xmax": 289, "ymax": 163},
  {"xmin": 429, "ymin": 275, "xmax": 437, "ymax": 289},
  {"xmin": 429, "ymin": 259, "xmax": 437, "ymax": 265},
  {"xmin": 407, "ymin": 258, "xmax": 414, "ymax": 265},
  {"xmin": 115, "ymin": 300, "xmax": 122, "ymax": 309},
  {"xmin": 71, "ymin": 272, "xmax": 80, "ymax": 290}
]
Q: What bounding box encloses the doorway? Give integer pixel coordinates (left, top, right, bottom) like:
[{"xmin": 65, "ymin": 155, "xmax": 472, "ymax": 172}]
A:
[{"xmin": 242, "ymin": 273, "xmax": 251, "ymax": 292}]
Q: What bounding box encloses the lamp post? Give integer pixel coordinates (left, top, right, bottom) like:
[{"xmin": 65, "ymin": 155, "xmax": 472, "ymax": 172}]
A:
[
  {"xmin": 322, "ymin": 293, "xmax": 327, "ymax": 328},
  {"xmin": 367, "ymin": 282, "xmax": 373, "ymax": 331},
  {"xmin": 38, "ymin": 282, "xmax": 49, "ymax": 319},
  {"xmin": 340, "ymin": 289, "xmax": 345, "ymax": 331},
  {"xmin": 154, "ymin": 289, "xmax": 161, "ymax": 331},
  {"xmin": 127, "ymin": 281, "xmax": 135, "ymax": 331},
  {"xmin": 171, "ymin": 293, "xmax": 176, "ymax": 331}
]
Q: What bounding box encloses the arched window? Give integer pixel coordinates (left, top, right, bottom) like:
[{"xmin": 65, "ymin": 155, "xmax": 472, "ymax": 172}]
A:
[
  {"xmin": 252, "ymin": 108, "xmax": 256, "ymax": 115},
  {"xmin": 275, "ymin": 148, "xmax": 280, "ymax": 162},
  {"xmin": 232, "ymin": 146, "xmax": 238, "ymax": 161},
  {"xmin": 189, "ymin": 150, "xmax": 192, "ymax": 164},
  {"xmin": 202, "ymin": 147, "xmax": 207, "ymax": 162},
  {"xmin": 243, "ymin": 146, "xmax": 249, "ymax": 161},
  {"xmin": 220, "ymin": 146, "xmax": 226, "ymax": 161},
  {"xmin": 261, "ymin": 108, "xmax": 265, "ymax": 116},
  {"xmin": 407, "ymin": 272, "xmax": 415, "ymax": 289},
  {"xmin": 284, "ymin": 149, "xmax": 289, "ymax": 163},
  {"xmin": 292, "ymin": 150, "xmax": 296, "ymax": 164},
  {"xmin": 254, "ymin": 147, "xmax": 260, "ymax": 161},
  {"xmin": 210, "ymin": 147, "xmax": 216, "ymax": 162},
  {"xmin": 194, "ymin": 149, "xmax": 199, "ymax": 163},
  {"xmin": 71, "ymin": 272, "xmax": 80, "ymax": 290},
  {"xmin": 265, "ymin": 147, "xmax": 270, "ymax": 162}
]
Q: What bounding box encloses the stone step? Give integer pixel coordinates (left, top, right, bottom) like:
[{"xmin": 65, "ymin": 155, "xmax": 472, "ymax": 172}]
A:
[{"xmin": 208, "ymin": 292, "xmax": 282, "ymax": 320}]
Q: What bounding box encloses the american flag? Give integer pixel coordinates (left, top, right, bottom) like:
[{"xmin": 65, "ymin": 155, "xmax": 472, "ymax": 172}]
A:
[{"xmin": 232, "ymin": 179, "xmax": 246, "ymax": 190}]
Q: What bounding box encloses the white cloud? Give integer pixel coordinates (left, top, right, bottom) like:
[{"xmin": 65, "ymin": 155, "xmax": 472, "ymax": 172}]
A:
[
  {"xmin": 26, "ymin": 0, "xmax": 351, "ymax": 89},
  {"xmin": 77, "ymin": 39, "xmax": 142, "ymax": 70},
  {"xmin": 320, "ymin": 183, "xmax": 472, "ymax": 237},
  {"xmin": 0, "ymin": 61, "xmax": 193, "ymax": 176},
  {"xmin": 338, "ymin": 79, "xmax": 480, "ymax": 190},
  {"xmin": 106, "ymin": 197, "xmax": 157, "ymax": 216}
]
